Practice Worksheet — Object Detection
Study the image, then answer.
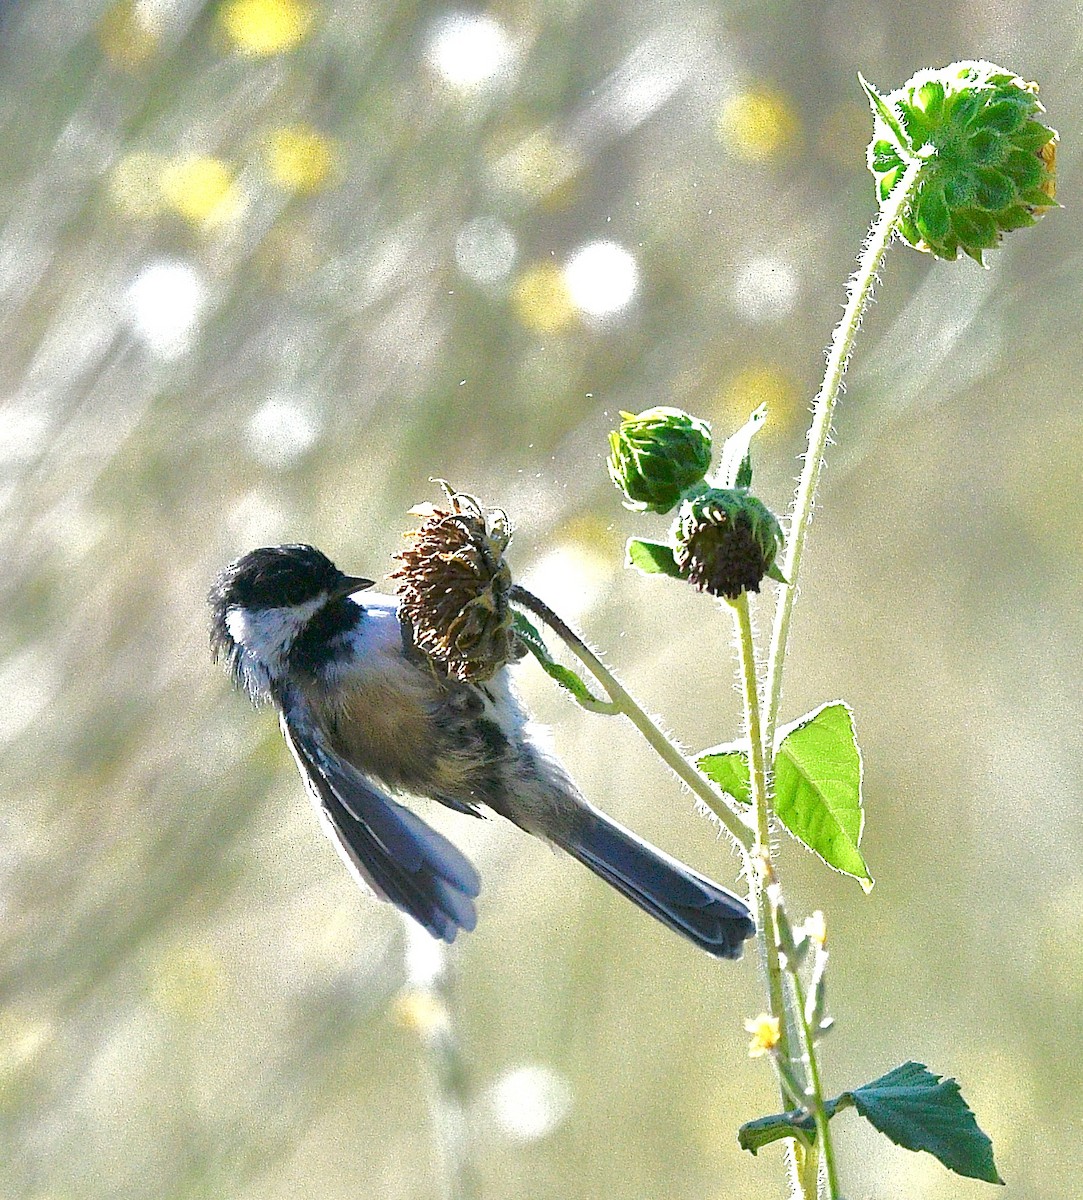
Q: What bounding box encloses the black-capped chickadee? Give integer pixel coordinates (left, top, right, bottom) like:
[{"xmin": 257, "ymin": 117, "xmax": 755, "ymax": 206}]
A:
[{"xmin": 209, "ymin": 544, "xmax": 755, "ymax": 958}]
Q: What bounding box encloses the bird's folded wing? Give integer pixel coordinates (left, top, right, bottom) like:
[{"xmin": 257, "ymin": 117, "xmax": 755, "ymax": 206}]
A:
[{"xmin": 279, "ymin": 686, "xmax": 480, "ymax": 943}]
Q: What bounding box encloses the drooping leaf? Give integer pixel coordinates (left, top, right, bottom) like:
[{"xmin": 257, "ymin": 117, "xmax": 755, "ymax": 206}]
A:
[
  {"xmin": 625, "ymin": 537, "xmax": 683, "ymax": 579},
  {"xmin": 696, "ymin": 742, "xmax": 751, "ymax": 806},
  {"xmin": 843, "ymin": 1061, "xmax": 1003, "ymax": 1184},
  {"xmin": 738, "ymin": 1061, "xmax": 1001, "ymax": 1184},
  {"xmin": 511, "ymin": 612, "xmax": 614, "ymax": 712},
  {"xmin": 774, "ymin": 701, "xmax": 871, "ymax": 887}
]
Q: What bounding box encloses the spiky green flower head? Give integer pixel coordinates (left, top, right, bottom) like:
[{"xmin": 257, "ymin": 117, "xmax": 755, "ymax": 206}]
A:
[
  {"xmin": 673, "ymin": 488, "xmax": 783, "ymax": 600},
  {"xmin": 607, "ymin": 406, "xmax": 712, "ymax": 514},
  {"xmin": 865, "ymin": 61, "xmax": 1057, "ymax": 265}
]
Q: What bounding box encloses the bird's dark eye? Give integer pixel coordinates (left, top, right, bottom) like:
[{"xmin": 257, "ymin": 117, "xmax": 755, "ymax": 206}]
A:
[{"xmin": 282, "ymin": 580, "xmax": 310, "ymax": 606}]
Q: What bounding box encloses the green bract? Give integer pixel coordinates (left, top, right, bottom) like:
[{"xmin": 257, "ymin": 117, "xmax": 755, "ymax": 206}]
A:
[
  {"xmin": 607, "ymin": 406, "xmax": 712, "ymax": 514},
  {"xmin": 865, "ymin": 60, "xmax": 1057, "ymax": 264},
  {"xmin": 673, "ymin": 488, "xmax": 783, "ymax": 600}
]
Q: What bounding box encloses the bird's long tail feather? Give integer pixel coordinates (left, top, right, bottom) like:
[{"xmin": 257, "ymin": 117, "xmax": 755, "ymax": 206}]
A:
[{"xmin": 553, "ymin": 808, "xmax": 755, "ymax": 959}]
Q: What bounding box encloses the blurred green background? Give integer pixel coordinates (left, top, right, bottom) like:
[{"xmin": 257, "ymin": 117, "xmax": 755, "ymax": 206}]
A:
[{"xmin": 1, "ymin": 1, "xmax": 1080, "ymax": 1197}]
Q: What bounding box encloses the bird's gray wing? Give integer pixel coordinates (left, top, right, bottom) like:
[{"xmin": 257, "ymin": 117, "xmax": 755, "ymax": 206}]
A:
[{"xmin": 278, "ymin": 684, "xmax": 480, "ymax": 943}]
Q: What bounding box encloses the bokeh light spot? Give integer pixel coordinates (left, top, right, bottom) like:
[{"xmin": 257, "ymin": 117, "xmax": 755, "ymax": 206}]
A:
[
  {"xmin": 719, "ymin": 364, "xmax": 801, "ymax": 433},
  {"xmin": 125, "ymin": 259, "xmax": 208, "ymax": 359},
  {"xmin": 494, "ymin": 131, "xmax": 580, "ymax": 203},
  {"xmin": 731, "ymin": 255, "xmax": 800, "ymax": 321},
  {"xmin": 265, "ymin": 124, "xmax": 337, "ymax": 193},
  {"xmin": 392, "ymin": 988, "xmax": 449, "ymax": 1036},
  {"xmin": 146, "ymin": 945, "xmax": 223, "ymax": 1021},
  {"xmin": 427, "ymin": 13, "xmax": 515, "ymax": 90},
  {"xmin": 563, "ymin": 241, "xmax": 639, "ymax": 317},
  {"xmin": 98, "ymin": 1, "xmax": 161, "ymax": 69},
  {"xmin": 226, "ymin": 490, "xmax": 292, "ymax": 545},
  {"xmin": 219, "ymin": 0, "xmax": 314, "ymax": 56},
  {"xmin": 0, "ymin": 405, "xmax": 51, "ymax": 465},
  {"xmin": 512, "ymin": 263, "xmax": 575, "ymax": 332},
  {"xmin": 245, "ymin": 396, "xmax": 321, "ymax": 466},
  {"xmin": 109, "ymin": 152, "xmax": 169, "ymax": 218},
  {"xmin": 160, "ymin": 156, "xmax": 245, "ymax": 228},
  {"xmin": 0, "ymin": 647, "xmax": 58, "ymax": 744},
  {"xmin": 0, "ymin": 1010, "xmax": 52, "ymax": 1095},
  {"xmin": 486, "ymin": 1064, "xmax": 573, "ymax": 1142},
  {"xmin": 455, "ymin": 215, "xmax": 517, "ymax": 283},
  {"xmin": 520, "ymin": 540, "xmax": 612, "ymax": 624},
  {"xmin": 718, "ymin": 88, "xmax": 799, "ymax": 161}
]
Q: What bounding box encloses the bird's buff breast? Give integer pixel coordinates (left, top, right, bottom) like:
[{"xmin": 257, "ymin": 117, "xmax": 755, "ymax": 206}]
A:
[{"xmin": 306, "ymin": 670, "xmax": 435, "ymax": 788}]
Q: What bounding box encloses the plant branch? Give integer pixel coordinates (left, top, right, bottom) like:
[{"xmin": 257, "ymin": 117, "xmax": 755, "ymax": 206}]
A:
[
  {"xmin": 763, "ymin": 155, "xmax": 926, "ymax": 752},
  {"xmin": 510, "ymin": 584, "xmax": 756, "ymax": 853}
]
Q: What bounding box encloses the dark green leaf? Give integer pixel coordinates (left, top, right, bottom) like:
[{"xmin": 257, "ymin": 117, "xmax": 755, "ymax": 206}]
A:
[
  {"xmin": 844, "ymin": 1062, "xmax": 1003, "ymax": 1184},
  {"xmin": 625, "ymin": 537, "xmax": 683, "ymax": 579},
  {"xmin": 696, "ymin": 743, "xmax": 751, "ymax": 806},
  {"xmin": 511, "ymin": 612, "xmax": 612, "ymax": 711},
  {"xmin": 775, "ymin": 702, "xmax": 871, "ymax": 887}
]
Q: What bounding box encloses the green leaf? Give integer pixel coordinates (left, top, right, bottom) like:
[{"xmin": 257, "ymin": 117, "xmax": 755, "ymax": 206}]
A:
[
  {"xmin": 775, "ymin": 701, "xmax": 871, "ymax": 886},
  {"xmin": 844, "ymin": 1062, "xmax": 1003, "ymax": 1184},
  {"xmin": 698, "ymin": 703, "xmax": 870, "ymax": 885},
  {"xmin": 511, "ymin": 612, "xmax": 613, "ymax": 712},
  {"xmin": 717, "ymin": 403, "xmax": 766, "ymax": 488},
  {"xmin": 625, "ymin": 537, "xmax": 683, "ymax": 579},
  {"xmin": 696, "ymin": 742, "xmax": 751, "ymax": 806}
]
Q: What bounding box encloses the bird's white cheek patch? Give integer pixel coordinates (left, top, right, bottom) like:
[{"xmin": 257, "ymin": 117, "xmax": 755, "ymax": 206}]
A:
[{"xmin": 225, "ymin": 596, "xmax": 326, "ymax": 673}]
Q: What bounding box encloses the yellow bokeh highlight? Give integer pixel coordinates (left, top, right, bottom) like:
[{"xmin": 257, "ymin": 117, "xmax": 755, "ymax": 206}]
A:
[
  {"xmin": 146, "ymin": 945, "xmax": 223, "ymax": 1021},
  {"xmin": 494, "ymin": 131, "xmax": 581, "ymax": 207},
  {"xmin": 719, "ymin": 364, "xmax": 801, "ymax": 434},
  {"xmin": 98, "ymin": 1, "xmax": 160, "ymax": 69},
  {"xmin": 219, "ymin": 0, "xmax": 314, "ymax": 57},
  {"xmin": 265, "ymin": 124, "xmax": 337, "ymax": 193},
  {"xmin": 392, "ymin": 988, "xmax": 449, "ymax": 1036},
  {"xmin": 160, "ymin": 156, "xmax": 246, "ymax": 228},
  {"xmin": 109, "ymin": 152, "xmax": 170, "ymax": 218},
  {"xmin": 559, "ymin": 512, "xmax": 623, "ymax": 559},
  {"xmin": 718, "ymin": 88, "xmax": 799, "ymax": 162},
  {"xmin": 512, "ymin": 262, "xmax": 576, "ymax": 332},
  {"xmin": 0, "ymin": 1009, "xmax": 52, "ymax": 1097}
]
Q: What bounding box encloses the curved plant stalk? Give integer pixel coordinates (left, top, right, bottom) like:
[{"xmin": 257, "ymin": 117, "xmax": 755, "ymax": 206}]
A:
[
  {"xmin": 763, "ymin": 154, "xmax": 926, "ymax": 753},
  {"xmin": 509, "ymin": 584, "xmax": 756, "ymax": 854}
]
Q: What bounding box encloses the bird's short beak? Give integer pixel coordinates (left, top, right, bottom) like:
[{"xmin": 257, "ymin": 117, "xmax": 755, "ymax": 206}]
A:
[{"xmin": 334, "ymin": 574, "xmax": 375, "ymax": 599}]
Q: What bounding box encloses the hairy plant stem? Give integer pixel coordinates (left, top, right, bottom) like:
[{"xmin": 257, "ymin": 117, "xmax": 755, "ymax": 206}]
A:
[
  {"xmin": 733, "ymin": 595, "xmax": 824, "ymax": 1197},
  {"xmin": 763, "ymin": 154, "xmax": 926, "ymax": 754},
  {"xmin": 729, "ymin": 594, "xmax": 789, "ymax": 1053},
  {"xmin": 788, "ymin": 948, "xmax": 841, "ymax": 1199},
  {"xmin": 509, "ymin": 585, "xmax": 755, "ymax": 854},
  {"xmin": 750, "ymin": 155, "xmax": 927, "ymax": 1199}
]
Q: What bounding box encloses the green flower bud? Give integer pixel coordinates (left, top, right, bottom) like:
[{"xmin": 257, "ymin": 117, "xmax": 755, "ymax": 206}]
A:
[
  {"xmin": 866, "ymin": 61, "xmax": 1057, "ymax": 264},
  {"xmin": 673, "ymin": 488, "xmax": 783, "ymax": 600},
  {"xmin": 607, "ymin": 407, "xmax": 712, "ymax": 514}
]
